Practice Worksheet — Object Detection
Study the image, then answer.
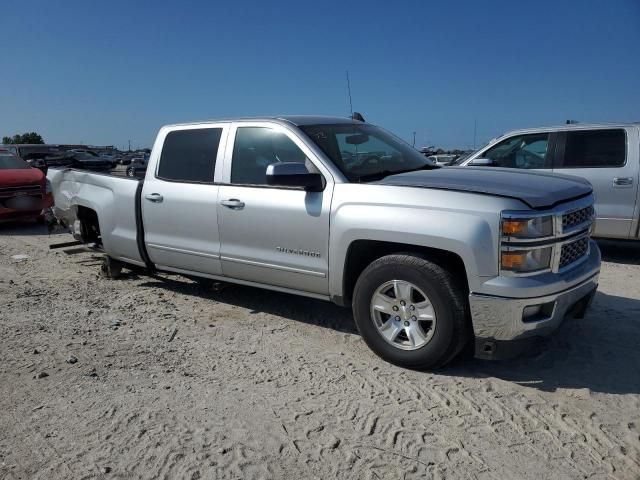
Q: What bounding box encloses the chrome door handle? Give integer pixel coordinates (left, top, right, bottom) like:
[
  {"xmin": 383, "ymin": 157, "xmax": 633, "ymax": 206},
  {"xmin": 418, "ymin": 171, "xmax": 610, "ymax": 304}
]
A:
[
  {"xmin": 220, "ymin": 198, "xmax": 245, "ymax": 209},
  {"xmin": 613, "ymin": 177, "xmax": 633, "ymax": 187},
  {"xmin": 145, "ymin": 193, "xmax": 164, "ymax": 203}
]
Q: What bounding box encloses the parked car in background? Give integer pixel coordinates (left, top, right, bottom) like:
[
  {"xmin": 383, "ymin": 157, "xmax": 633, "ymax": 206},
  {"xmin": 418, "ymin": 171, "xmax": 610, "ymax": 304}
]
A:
[
  {"xmin": 98, "ymin": 153, "xmax": 120, "ymax": 167},
  {"xmin": 65, "ymin": 150, "xmax": 114, "ymax": 171},
  {"xmin": 455, "ymin": 123, "xmax": 640, "ymax": 240},
  {"xmin": 0, "ymin": 149, "xmax": 53, "ymax": 223},
  {"xmin": 48, "ymin": 115, "xmax": 600, "ymax": 368},
  {"xmin": 427, "ymin": 154, "xmax": 458, "ymax": 166},
  {"xmin": 126, "ymin": 154, "xmax": 149, "ymax": 177},
  {"xmin": 0, "ymin": 144, "xmax": 65, "ymax": 172},
  {"xmin": 117, "ymin": 153, "xmax": 133, "ymax": 165}
]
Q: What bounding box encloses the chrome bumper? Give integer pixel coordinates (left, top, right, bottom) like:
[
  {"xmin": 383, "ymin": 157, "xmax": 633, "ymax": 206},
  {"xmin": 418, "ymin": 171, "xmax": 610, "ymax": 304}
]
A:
[{"xmin": 469, "ymin": 273, "xmax": 598, "ymax": 346}]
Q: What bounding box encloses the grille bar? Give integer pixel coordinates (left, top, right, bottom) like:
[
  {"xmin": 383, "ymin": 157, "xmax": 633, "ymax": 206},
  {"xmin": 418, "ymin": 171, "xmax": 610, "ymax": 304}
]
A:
[
  {"xmin": 562, "ymin": 205, "xmax": 594, "ymax": 232},
  {"xmin": 0, "ymin": 185, "xmax": 42, "ymax": 199},
  {"xmin": 559, "ymin": 236, "xmax": 589, "ymax": 270}
]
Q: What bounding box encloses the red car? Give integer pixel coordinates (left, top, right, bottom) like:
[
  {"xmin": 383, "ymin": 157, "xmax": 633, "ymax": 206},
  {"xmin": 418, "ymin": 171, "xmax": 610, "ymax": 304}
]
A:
[{"xmin": 0, "ymin": 149, "xmax": 53, "ymax": 223}]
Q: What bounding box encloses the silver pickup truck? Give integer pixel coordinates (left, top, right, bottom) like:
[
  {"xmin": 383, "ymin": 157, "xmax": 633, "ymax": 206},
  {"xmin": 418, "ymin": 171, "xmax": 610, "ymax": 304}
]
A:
[
  {"xmin": 455, "ymin": 123, "xmax": 640, "ymax": 240},
  {"xmin": 49, "ymin": 116, "xmax": 601, "ymax": 368}
]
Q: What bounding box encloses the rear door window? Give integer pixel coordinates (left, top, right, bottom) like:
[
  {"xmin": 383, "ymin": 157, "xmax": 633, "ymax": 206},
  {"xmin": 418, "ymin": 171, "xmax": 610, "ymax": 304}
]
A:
[
  {"xmin": 157, "ymin": 128, "xmax": 222, "ymax": 183},
  {"xmin": 561, "ymin": 129, "xmax": 626, "ymax": 168},
  {"xmin": 482, "ymin": 133, "xmax": 550, "ymax": 169}
]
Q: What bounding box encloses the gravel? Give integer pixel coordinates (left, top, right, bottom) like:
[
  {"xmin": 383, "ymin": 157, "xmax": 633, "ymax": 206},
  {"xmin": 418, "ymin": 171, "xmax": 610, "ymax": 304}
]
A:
[{"xmin": 1, "ymin": 223, "xmax": 639, "ymax": 479}]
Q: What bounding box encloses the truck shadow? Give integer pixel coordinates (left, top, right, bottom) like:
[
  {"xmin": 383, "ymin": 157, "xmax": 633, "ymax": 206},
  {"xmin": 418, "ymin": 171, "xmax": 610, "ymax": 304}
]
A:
[
  {"xmin": 443, "ymin": 291, "xmax": 640, "ymax": 395},
  {"xmin": 0, "ymin": 220, "xmax": 67, "ymax": 236},
  {"xmin": 596, "ymin": 238, "xmax": 640, "ymax": 265},
  {"xmin": 140, "ymin": 275, "xmax": 639, "ymax": 395},
  {"xmin": 139, "ymin": 275, "xmax": 358, "ymax": 335}
]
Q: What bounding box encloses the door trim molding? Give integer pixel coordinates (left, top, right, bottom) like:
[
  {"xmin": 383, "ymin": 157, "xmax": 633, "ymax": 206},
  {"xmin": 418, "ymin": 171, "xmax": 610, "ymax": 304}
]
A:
[
  {"xmin": 156, "ymin": 264, "xmax": 331, "ymax": 301},
  {"xmin": 147, "ymin": 243, "xmax": 221, "ymax": 259},
  {"xmin": 220, "ymin": 255, "xmax": 326, "ymax": 277}
]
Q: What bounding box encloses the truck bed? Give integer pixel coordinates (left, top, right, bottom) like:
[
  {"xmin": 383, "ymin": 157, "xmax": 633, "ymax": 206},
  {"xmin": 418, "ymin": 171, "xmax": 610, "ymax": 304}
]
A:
[{"xmin": 47, "ymin": 168, "xmax": 146, "ymax": 266}]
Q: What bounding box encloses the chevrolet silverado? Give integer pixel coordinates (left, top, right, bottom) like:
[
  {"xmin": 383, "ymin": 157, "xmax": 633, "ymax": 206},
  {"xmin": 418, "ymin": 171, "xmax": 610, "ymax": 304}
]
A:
[{"xmin": 48, "ymin": 116, "xmax": 601, "ymax": 368}]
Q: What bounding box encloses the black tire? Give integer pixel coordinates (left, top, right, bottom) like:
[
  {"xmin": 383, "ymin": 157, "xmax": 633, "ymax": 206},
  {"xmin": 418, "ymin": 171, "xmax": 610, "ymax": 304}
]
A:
[
  {"xmin": 100, "ymin": 256, "xmax": 124, "ymax": 279},
  {"xmin": 195, "ymin": 277, "xmax": 227, "ymax": 292},
  {"xmin": 352, "ymin": 253, "xmax": 469, "ymax": 369}
]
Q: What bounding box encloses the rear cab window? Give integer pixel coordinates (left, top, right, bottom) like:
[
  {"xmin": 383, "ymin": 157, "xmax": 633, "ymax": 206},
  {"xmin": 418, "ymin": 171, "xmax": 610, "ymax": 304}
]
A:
[
  {"xmin": 560, "ymin": 129, "xmax": 626, "ymax": 168},
  {"xmin": 157, "ymin": 128, "xmax": 223, "ymax": 183}
]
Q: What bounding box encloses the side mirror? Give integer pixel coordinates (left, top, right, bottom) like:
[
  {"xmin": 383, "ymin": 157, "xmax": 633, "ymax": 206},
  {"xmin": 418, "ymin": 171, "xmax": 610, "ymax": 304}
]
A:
[
  {"xmin": 266, "ymin": 162, "xmax": 324, "ymax": 192},
  {"xmin": 469, "ymin": 158, "xmax": 496, "ymax": 167}
]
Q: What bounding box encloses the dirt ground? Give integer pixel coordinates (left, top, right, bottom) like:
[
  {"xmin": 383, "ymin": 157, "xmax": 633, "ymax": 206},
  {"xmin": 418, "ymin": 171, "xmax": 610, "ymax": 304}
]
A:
[{"xmin": 1, "ymin": 223, "xmax": 639, "ymax": 480}]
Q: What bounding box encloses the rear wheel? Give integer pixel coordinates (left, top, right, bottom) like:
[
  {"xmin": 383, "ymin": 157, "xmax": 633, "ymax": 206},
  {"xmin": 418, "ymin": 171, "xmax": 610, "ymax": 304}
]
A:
[
  {"xmin": 352, "ymin": 254, "xmax": 469, "ymax": 369},
  {"xmin": 100, "ymin": 256, "xmax": 124, "ymax": 279}
]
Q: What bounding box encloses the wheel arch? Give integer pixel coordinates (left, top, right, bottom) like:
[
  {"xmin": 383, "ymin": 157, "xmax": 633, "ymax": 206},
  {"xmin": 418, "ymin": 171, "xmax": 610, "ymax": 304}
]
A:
[
  {"xmin": 75, "ymin": 204, "xmax": 102, "ymax": 244},
  {"xmin": 335, "ymin": 239, "xmax": 469, "ymax": 307}
]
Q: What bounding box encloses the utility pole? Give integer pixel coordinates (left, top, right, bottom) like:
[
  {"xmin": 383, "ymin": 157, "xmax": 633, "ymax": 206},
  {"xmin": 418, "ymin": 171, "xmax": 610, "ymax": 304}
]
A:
[
  {"xmin": 412, "ymin": 131, "xmax": 416, "ymax": 147},
  {"xmin": 128, "ymin": 140, "xmax": 131, "ymax": 151}
]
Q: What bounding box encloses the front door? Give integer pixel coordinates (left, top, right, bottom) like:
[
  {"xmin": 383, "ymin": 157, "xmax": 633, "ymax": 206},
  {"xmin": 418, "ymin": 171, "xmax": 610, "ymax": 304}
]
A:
[
  {"xmin": 142, "ymin": 124, "xmax": 227, "ymax": 274},
  {"xmin": 474, "ymin": 132, "xmax": 555, "ymax": 171},
  {"xmin": 553, "ymin": 128, "xmax": 639, "ymax": 239},
  {"xmin": 217, "ymin": 123, "xmax": 332, "ymax": 295}
]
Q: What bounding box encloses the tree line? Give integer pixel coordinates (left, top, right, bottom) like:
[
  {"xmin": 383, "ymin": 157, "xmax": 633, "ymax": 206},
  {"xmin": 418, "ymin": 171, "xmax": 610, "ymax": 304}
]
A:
[{"xmin": 2, "ymin": 132, "xmax": 45, "ymax": 144}]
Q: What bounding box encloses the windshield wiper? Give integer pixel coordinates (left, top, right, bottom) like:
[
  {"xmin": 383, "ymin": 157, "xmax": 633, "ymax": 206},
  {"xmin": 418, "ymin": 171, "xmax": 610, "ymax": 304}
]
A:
[{"xmin": 357, "ymin": 163, "xmax": 435, "ymax": 183}]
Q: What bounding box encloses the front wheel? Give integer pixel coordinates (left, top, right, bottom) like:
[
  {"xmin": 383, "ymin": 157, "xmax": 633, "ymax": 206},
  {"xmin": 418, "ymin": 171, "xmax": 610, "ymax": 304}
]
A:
[{"xmin": 352, "ymin": 254, "xmax": 469, "ymax": 369}]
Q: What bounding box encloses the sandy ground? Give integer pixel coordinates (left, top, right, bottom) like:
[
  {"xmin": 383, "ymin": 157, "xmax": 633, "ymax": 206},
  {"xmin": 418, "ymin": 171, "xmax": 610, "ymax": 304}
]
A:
[{"xmin": 0, "ymin": 223, "xmax": 639, "ymax": 480}]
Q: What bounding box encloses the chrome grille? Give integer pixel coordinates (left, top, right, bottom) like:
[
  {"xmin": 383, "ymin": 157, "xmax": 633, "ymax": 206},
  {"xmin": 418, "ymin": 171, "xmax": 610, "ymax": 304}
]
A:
[
  {"xmin": 562, "ymin": 206, "xmax": 593, "ymax": 232},
  {"xmin": 559, "ymin": 236, "xmax": 589, "ymax": 269}
]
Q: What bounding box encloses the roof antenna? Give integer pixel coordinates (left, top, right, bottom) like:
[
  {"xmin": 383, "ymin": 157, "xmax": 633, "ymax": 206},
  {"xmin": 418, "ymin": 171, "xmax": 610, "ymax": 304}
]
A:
[
  {"xmin": 345, "ymin": 71, "xmax": 365, "ymax": 122},
  {"xmin": 345, "ymin": 71, "xmax": 366, "ymax": 124},
  {"xmin": 346, "ymin": 70, "xmax": 353, "ymax": 118}
]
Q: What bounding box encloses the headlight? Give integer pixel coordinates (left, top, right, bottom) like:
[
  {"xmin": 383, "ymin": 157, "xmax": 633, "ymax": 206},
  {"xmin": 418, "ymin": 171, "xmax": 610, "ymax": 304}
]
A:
[
  {"xmin": 501, "ymin": 247, "xmax": 552, "ymax": 273},
  {"xmin": 501, "ymin": 215, "xmax": 553, "ymax": 239}
]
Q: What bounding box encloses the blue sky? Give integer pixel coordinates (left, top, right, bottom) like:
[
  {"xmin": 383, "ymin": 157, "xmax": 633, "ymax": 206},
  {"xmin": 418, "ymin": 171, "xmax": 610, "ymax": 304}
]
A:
[{"xmin": 1, "ymin": 0, "xmax": 639, "ymax": 150}]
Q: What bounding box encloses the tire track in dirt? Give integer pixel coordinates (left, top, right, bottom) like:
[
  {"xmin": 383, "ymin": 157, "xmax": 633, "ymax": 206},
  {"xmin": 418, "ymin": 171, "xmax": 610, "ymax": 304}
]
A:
[{"xmin": 1, "ymin": 230, "xmax": 639, "ymax": 479}]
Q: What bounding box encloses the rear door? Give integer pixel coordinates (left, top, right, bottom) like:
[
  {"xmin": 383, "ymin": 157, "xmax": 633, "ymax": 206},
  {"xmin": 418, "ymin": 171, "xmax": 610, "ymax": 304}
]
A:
[
  {"xmin": 553, "ymin": 128, "xmax": 639, "ymax": 239},
  {"xmin": 142, "ymin": 124, "xmax": 228, "ymax": 274},
  {"xmin": 217, "ymin": 122, "xmax": 333, "ymax": 295}
]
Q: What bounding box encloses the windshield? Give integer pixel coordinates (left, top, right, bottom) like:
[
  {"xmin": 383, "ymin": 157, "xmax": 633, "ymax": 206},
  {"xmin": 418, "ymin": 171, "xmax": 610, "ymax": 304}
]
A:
[
  {"xmin": 299, "ymin": 123, "xmax": 433, "ymax": 182},
  {"xmin": 0, "ymin": 153, "xmax": 30, "ymax": 169}
]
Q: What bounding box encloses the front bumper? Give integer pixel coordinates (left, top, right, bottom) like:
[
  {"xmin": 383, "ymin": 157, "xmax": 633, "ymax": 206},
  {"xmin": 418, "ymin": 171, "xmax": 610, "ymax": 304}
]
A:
[
  {"xmin": 469, "ymin": 248, "xmax": 600, "ymax": 359},
  {"xmin": 0, "ymin": 193, "xmax": 52, "ymax": 223}
]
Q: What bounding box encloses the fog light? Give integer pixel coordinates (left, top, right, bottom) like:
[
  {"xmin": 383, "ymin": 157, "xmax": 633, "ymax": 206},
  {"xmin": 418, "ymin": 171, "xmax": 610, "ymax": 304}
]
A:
[
  {"xmin": 522, "ymin": 301, "xmax": 555, "ymax": 323},
  {"xmin": 522, "ymin": 305, "xmax": 542, "ymax": 320}
]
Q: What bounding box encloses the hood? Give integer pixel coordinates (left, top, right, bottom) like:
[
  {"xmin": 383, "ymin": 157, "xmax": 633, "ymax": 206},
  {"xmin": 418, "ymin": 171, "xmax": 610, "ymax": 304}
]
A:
[
  {"xmin": 0, "ymin": 167, "xmax": 44, "ymax": 187},
  {"xmin": 377, "ymin": 167, "xmax": 592, "ymax": 209}
]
